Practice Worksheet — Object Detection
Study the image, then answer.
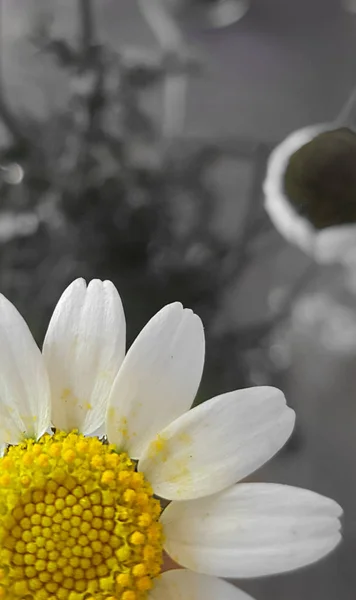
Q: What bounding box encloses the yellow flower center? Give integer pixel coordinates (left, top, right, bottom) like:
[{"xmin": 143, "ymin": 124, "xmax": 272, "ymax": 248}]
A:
[{"xmin": 0, "ymin": 431, "xmax": 163, "ymax": 600}]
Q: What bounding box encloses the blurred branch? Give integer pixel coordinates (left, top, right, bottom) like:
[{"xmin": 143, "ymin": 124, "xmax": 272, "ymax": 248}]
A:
[
  {"xmin": 138, "ymin": 0, "xmax": 189, "ymax": 141},
  {"xmin": 220, "ymin": 144, "xmax": 270, "ymax": 283},
  {"xmin": 78, "ymin": 0, "xmax": 95, "ymax": 57},
  {"xmin": 138, "ymin": 0, "xmax": 182, "ymax": 51},
  {"xmin": 0, "ymin": 95, "xmax": 29, "ymax": 146},
  {"xmin": 0, "ymin": 0, "xmax": 29, "ymax": 145},
  {"xmin": 30, "ymin": 9, "xmax": 78, "ymax": 68},
  {"xmin": 162, "ymin": 72, "xmax": 188, "ymax": 138},
  {"xmin": 74, "ymin": 0, "xmax": 105, "ymax": 180},
  {"xmin": 235, "ymin": 145, "xmax": 269, "ymax": 244}
]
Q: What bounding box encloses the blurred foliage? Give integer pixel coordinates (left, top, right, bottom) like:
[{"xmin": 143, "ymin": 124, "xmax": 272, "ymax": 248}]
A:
[{"xmin": 0, "ymin": 0, "xmax": 305, "ymax": 403}]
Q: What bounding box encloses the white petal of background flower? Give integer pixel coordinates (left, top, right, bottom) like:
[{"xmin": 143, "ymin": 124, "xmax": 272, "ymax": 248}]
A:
[
  {"xmin": 106, "ymin": 302, "xmax": 204, "ymax": 459},
  {"xmin": 263, "ymin": 124, "xmax": 327, "ymax": 256},
  {"xmin": 149, "ymin": 570, "xmax": 254, "ymax": 600},
  {"xmin": 161, "ymin": 483, "xmax": 342, "ymax": 578},
  {"xmin": 264, "ymin": 123, "xmax": 356, "ymax": 265},
  {"xmin": 315, "ymin": 224, "xmax": 356, "ymax": 263},
  {"xmin": 43, "ymin": 278, "xmax": 126, "ymax": 434},
  {"xmin": 139, "ymin": 386, "xmax": 294, "ymax": 500},
  {"xmin": 0, "ymin": 294, "xmax": 51, "ymax": 445}
]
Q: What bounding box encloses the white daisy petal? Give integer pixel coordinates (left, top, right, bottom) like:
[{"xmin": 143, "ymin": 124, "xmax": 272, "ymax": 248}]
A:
[
  {"xmin": 43, "ymin": 278, "xmax": 126, "ymax": 434},
  {"xmin": 106, "ymin": 302, "xmax": 204, "ymax": 459},
  {"xmin": 161, "ymin": 483, "xmax": 342, "ymax": 578},
  {"xmin": 139, "ymin": 386, "xmax": 294, "ymax": 500},
  {"xmin": 0, "ymin": 294, "xmax": 51, "ymax": 445},
  {"xmin": 149, "ymin": 570, "xmax": 254, "ymax": 600}
]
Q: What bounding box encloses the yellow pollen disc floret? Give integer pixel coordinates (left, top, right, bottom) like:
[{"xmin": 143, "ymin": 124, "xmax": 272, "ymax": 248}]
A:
[{"xmin": 0, "ymin": 431, "xmax": 163, "ymax": 600}]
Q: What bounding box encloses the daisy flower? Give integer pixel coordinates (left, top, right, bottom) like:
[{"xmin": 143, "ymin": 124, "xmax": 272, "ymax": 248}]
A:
[
  {"xmin": 263, "ymin": 124, "xmax": 356, "ymax": 265},
  {"xmin": 0, "ymin": 279, "xmax": 342, "ymax": 600}
]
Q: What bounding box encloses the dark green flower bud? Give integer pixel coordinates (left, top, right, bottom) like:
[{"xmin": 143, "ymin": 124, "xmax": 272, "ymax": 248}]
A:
[{"xmin": 284, "ymin": 127, "xmax": 356, "ymax": 230}]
